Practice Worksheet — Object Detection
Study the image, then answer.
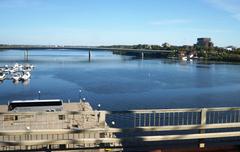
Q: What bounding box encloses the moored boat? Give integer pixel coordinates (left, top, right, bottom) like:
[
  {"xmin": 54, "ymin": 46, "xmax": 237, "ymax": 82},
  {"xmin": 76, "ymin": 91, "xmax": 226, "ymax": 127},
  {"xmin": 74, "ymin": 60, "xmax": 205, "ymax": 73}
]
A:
[
  {"xmin": 20, "ymin": 72, "xmax": 31, "ymax": 81},
  {"xmin": 0, "ymin": 72, "xmax": 5, "ymax": 81},
  {"xmin": 12, "ymin": 72, "xmax": 22, "ymax": 81}
]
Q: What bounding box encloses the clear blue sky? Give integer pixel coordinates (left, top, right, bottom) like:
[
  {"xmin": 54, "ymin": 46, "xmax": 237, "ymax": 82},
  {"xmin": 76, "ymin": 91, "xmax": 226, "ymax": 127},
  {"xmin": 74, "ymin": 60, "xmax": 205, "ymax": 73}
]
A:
[{"xmin": 0, "ymin": 0, "xmax": 240, "ymax": 47}]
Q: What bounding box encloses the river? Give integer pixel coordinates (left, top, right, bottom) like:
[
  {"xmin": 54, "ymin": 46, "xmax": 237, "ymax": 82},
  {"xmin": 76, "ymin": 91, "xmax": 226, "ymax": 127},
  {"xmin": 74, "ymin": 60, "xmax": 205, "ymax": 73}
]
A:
[{"xmin": 1, "ymin": 49, "xmax": 240, "ymax": 110}]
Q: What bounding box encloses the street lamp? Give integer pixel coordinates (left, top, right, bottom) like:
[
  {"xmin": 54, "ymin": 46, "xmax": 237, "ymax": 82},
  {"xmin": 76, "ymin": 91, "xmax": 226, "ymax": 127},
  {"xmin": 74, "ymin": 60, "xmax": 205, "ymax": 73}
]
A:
[
  {"xmin": 111, "ymin": 121, "xmax": 115, "ymax": 126},
  {"xmin": 97, "ymin": 104, "xmax": 101, "ymax": 110},
  {"xmin": 79, "ymin": 89, "xmax": 82, "ymax": 101},
  {"xmin": 38, "ymin": 91, "xmax": 41, "ymax": 100}
]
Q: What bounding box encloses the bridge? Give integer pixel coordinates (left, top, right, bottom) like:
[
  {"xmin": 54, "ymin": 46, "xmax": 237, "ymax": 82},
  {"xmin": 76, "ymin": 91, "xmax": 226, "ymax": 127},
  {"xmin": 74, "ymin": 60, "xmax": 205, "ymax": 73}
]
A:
[
  {"xmin": 1, "ymin": 106, "xmax": 240, "ymax": 151},
  {"xmin": 0, "ymin": 45, "xmax": 173, "ymax": 61}
]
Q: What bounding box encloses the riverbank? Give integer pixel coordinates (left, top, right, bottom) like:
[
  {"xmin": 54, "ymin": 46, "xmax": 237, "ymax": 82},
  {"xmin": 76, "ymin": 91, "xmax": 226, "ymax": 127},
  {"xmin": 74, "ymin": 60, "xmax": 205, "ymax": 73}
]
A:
[
  {"xmin": 104, "ymin": 45, "xmax": 240, "ymax": 62},
  {"xmin": 199, "ymin": 51, "xmax": 240, "ymax": 62}
]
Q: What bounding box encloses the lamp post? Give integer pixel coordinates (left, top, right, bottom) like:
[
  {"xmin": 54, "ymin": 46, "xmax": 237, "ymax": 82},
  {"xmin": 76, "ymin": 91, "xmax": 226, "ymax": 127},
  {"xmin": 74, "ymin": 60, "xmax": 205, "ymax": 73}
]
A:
[
  {"xmin": 38, "ymin": 91, "xmax": 41, "ymax": 100},
  {"xmin": 97, "ymin": 104, "xmax": 101, "ymax": 110},
  {"xmin": 111, "ymin": 121, "xmax": 115, "ymax": 127},
  {"xmin": 79, "ymin": 89, "xmax": 82, "ymax": 101}
]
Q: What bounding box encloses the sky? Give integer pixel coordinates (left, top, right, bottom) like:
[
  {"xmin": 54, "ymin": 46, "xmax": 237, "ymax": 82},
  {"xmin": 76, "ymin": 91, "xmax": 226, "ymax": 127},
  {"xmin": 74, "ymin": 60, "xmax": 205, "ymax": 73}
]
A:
[{"xmin": 0, "ymin": 0, "xmax": 240, "ymax": 47}]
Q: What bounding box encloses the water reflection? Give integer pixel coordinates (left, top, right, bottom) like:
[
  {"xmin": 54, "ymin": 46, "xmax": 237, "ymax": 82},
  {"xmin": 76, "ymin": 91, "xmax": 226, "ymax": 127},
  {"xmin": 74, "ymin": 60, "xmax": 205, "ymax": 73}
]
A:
[
  {"xmin": 0, "ymin": 79, "xmax": 31, "ymax": 86},
  {"xmin": 12, "ymin": 80, "xmax": 19, "ymax": 85},
  {"xmin": 22, "ymin": 79, "xmax": 30, "ymax": 86},
  {"xmin": 11, "ymin": 79, "xmax": 30, "ymax": 86}
]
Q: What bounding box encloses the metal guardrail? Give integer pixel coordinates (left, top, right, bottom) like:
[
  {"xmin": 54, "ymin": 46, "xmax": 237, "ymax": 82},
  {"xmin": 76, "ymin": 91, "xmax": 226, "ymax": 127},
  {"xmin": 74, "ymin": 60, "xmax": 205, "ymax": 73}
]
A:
[
  {"xmin": 107, "ymin": 107, "xmax": 240, "ymax": 128},
  {"xmin": 1, "ymin": 107, "xmax": 240, "ymax": 150},
  {"xmin": 105, "ymin": 107, "xmax": 240, "ymax": 148}
]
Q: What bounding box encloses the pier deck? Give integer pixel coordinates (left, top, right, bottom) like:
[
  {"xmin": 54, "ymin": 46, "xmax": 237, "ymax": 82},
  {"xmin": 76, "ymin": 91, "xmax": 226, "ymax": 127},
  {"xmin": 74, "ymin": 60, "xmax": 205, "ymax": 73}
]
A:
[{"xmin": 0, "ymin": 101, "xmax": 120, "ymax": 151}]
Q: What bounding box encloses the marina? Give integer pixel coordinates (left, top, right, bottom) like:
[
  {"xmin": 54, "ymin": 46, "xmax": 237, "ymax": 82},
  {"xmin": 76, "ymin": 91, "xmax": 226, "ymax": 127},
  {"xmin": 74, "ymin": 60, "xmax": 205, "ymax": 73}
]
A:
[{"xmin": 0, "ymin": 63, "xmax": 34, "ymax": 83}]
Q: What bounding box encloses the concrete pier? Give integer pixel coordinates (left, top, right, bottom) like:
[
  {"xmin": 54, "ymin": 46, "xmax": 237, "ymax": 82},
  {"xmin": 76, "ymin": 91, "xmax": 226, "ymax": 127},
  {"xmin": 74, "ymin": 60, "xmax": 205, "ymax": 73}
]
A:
[
  {"xmin": 88, "ymin": 50, "xmax": 91, "ymax": 62},
  {"xmin": 24, "ymin": 49, "xmax": 29, "ymax": 61},
  {"xmin": 141, "ymin": 52, "xmax": 144, "ymax": 59}
]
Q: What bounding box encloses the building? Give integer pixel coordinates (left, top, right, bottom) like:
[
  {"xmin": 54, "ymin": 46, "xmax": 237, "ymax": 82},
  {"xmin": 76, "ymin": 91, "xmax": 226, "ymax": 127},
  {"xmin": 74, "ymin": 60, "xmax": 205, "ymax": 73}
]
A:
[
  {"xmin": 196, "ymin": 38, "xmax": 214, "ymax": 48},
  {"xmin": 225, "ymin": 46, "xmax": 236, "ymax": 51}
]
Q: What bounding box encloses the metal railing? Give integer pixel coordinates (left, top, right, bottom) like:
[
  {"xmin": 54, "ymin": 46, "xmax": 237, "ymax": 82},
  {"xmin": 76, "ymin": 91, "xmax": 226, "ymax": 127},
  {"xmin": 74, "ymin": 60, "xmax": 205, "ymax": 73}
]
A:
[
  {"xmin": 1, "ymin": 107, "xmax": 240, "ymax": 150},
  {"xmin": 106, "ymin": 107, "xmax": 240, "ymax": 128},
  {"xmin": 105, "ymin": 107, "xmax": 240, "ymax": 149}
]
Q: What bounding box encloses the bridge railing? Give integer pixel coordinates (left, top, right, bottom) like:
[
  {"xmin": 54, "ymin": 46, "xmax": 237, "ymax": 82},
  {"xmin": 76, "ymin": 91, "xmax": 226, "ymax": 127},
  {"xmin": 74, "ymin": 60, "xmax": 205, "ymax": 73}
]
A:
[
  {"xmin": 106, "ymin": 107, "xmax": 240, "ymax": 128},
  {"xmin": 105, "ymin": 107, "xmax": 240, "ymax": 149},
  {"xmin": 1, "ymin": 107, "xmax": 240, "ymax": 150}
]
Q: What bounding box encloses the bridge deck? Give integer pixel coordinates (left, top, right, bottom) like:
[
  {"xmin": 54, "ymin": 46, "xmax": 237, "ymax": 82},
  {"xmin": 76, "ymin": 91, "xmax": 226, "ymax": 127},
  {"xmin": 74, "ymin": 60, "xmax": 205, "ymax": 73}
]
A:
[
  {"xmin": 0, "ymin": 104, "xmax": 240, "ymax": 151},
  {"xmin": 0, "ymin": 45, "xmax": 173, "ymax": 53}
]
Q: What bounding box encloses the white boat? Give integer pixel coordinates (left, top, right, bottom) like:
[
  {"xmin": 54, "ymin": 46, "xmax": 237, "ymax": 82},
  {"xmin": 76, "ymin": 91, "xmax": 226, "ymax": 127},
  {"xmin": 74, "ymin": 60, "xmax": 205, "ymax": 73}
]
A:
[
  {"xmin": 3, "ymin": 68, "xmax": 10, "ymax": 73},
  {"xmin": 24, "ymin": 64, "xmax": 33, "ymax": 68},
  {"xmin": 0, "ymin": 68, "xmax": 4, "ymax": 72},
  {"xmin": 0, "ymin": 63, "xmax": 34, "ymax": 83},
  {"xmin": 9, "ymin": 67, "xmax": 17, "ymax": 73},
  {"xmin": 12, "ymin": 73, "xmax": 22, "ymax": 81},
  {"xmin": 21, "ymin": 72, "xmax": 31, "ymax": 81},
  {"xmin": 182, "ymin": 56, "xmax": 188, "ymax": 61},
  {"xmin": 0, "ymin": 73, "xmax": 5, "ymax": 81},
  {"xmin": 23, "ymin": 66, "xmax": 31, "ymax": 72},
  {"xmin": 13, "ymin": 63, "xmax": 19, "ymax": 69},
  {"xmin": 189, "ymin": 54, "xmax": 194, "ymax": 59}
]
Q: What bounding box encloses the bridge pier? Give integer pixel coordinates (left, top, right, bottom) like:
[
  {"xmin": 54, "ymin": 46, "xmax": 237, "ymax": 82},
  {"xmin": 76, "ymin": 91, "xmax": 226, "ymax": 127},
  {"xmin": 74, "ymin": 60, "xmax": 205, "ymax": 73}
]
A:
[
  {"xmin": 141, "ymin": 52, "xmax": 144, "ymax": 59},
  {"xmin": 88, "ymin": 50, "xmax": 92, "ymax": 62},
  {"xmin": 24, "ymin": 49, "xmax": 29, "ymax": 61}
]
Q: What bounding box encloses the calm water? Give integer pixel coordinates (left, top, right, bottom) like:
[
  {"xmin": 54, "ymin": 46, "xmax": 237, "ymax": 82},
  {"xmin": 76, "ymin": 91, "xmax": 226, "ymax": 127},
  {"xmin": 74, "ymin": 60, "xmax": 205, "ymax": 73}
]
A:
[{"xmin": 0, "ymin": 50, "xmax": 240, "ymax": 110}]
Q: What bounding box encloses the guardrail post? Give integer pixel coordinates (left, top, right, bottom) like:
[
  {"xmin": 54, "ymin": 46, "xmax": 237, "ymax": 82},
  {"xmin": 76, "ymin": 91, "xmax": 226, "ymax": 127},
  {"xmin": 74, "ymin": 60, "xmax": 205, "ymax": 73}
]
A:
[{"xmin": 199, "ymin": 108, "xmax": 207, "ymax": 148}]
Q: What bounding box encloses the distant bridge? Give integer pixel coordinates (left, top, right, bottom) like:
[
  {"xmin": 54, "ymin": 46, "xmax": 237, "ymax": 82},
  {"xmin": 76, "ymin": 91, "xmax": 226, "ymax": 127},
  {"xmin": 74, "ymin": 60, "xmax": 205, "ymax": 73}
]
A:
[
  {"xmin": 0, "ymin": 45, "xmax": 172, "ymax": 53},
  {"xmin": 0, "ymin": 45, "xmax": 173, "ymax": 61}
]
